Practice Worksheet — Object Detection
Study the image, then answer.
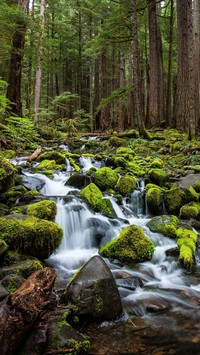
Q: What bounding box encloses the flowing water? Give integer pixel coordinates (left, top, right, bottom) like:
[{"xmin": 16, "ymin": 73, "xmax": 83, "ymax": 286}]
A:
[{"xmin": 21, "ymin": 156, "xmax": 200, "ymax": 354}]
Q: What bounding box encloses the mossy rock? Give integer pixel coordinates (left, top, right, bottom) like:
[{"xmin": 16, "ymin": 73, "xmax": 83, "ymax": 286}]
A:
[
  {"xmin": 145, "ymin": 183, "xmax": 162, "ymax": 191},
  {"xmin": 147, "ymin": 215, "xmax": 178, "ymax": 239},
  {"xmin": 108, "ymin": 136, "xmax": 125, "ymax": 147},
  {"xmin": 0, "ymin": 258, "xmax": 43, "ymax": 279},
  {"xmin": 27, "ymin": 200, "xmax": 57, "ymax": 221},
  {"xmin": 37, "ymin": 159, "xmax": 63, "ymax": 171},
  {"xmin": 0, "ymin": 185, "xmax": 27, "ymax": 207},
  {"xmin": 80, "ymin": 183, "xmax": 102, "ymax": 208},
  {"xmin": 115, "ymin": 175, "xmax": 137, "ymax": 196},
  {"xmin": 1, "ymin": 273, "xmax": 25, "ymax": 293},
  {"xmin": 179, "ymin": 203, "xmax": 200, "ymax": 220},
  {"xmin": 0, "ymin": 239, "xmax": 8, "ymax": 257},
  {"xmin": 96, "ymin": 198, "xmax": 116, "ymax": 218},
  {"xmin": 39, "ymin": 151, "xmax": 66, "ymax": 164},
  {"xmin": 45, "ymin": 312, "xmax": 90, "ymax": 355},
  {"xmin": 68, "ymin": 157, "xmax": 81, "ymax": 172},
  {"xmin": 150, "ymin": 157, "xmax": 164, "ymax": 168},
  {"xmin": 93, "ymin": 167, "xmax": 118, "ymax": 191},
  {"xmin": 0, "ymin": 215, "xmax": 63, "ymax": 260},
  {"xmin": 176, "ymin": 227, "xmax": 198, "ymax": 271},
  {"xmin": 0, "ymin": 155, "xmax": 16, "ymax": 193},
  {"xmin": 99, "ymin": 224, "xmax": 155, "ymax": 264},
  {"xmin": 114, "ymin": 156, "xmax": 127, "ymax": 168},
  {"xmin": 147, "ymin": 187, "xmax": 163, "ymax": 215},
  {"xmin": 3, "ymin": 150, "xmax": 16, "ymax": 159},
  {"xmin": 116, "ymin": 147, "xmax": 135, "ymax": 159},
  {"xmin": 148, "ymin": 168, "xmax": 167, "ymax": 187},
  {"xmin": 126, "ymin": 161, "xmax": 146, "ymax": 176},
  {"xmin": 164, "ymin": 187, "xmax": 186, "ymax": 215},
  {"xmin": 193, "ymin": 181, "xmax": 200, "ymax": 193},
  {"xmin": 185, "ymin": 186, "xmax": 199, "ymax": 202}
]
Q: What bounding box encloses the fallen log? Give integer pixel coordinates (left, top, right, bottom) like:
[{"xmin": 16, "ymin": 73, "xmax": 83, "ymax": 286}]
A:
[
  {"xmin": 0, "ymin": 267, "xmax": 56, "ymax": 355},
  {"xmin": 27, "ymin": 147, "xmax": 44, "ymax": 162}
]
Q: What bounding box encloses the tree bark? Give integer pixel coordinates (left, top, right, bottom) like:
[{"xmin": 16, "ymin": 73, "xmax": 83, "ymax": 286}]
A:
[
  {"xmin": 148, "ymin": 0, "xmax": 164, "ymax": 126},
  {"xmin": 6, "ymin": 0, "xmax": 29, "ymax": 117},
  {"xmin": 100, "ymin": 47, "xmax": 107, "ymax": 131},
  {"xmin": 34, "ymin": 0, "xmax": 46, "ymax": 127},
  {"xmin": 165, "ymin": 0, "xmax": 174, "ymax": 125},
  {"xmin": 0, "ymin": 267, "xmax": 56, "ymax": 355}
]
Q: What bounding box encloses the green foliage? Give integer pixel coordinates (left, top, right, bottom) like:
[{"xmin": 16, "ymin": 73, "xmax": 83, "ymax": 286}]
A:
[{"xmin": 0, "ymin": 80, "xmax": 10, "ymax": 115}]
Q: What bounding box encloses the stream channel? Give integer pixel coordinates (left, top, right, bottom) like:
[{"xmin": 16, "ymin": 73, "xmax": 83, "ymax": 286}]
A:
[{"xmin": 18, "ymin": 149, "xmax": 200, "ymax": 355}]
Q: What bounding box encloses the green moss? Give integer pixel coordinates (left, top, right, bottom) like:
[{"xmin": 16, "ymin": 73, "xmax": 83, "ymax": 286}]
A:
[
  {"xmin": 150, "ymin": 157, "xmax": 164, "ymax": 168},
  {"xmin": 147, "ymin": 187, "xmax": 163, "ymax": 215},
  {"xmin": 185, "ymin": 186, "xmax": 199, "ymax": 202},
  {"xmin": 164, "ymin": 187, "xmax": 186, "ymax": 215},
  {"xmin": 147, "ymin": 215, "xmax": 178, "ymax": 239},
  {"xmin": 37, "ymin": 159, "xmax": 57, "ymax": 170},
  {"xmin": 27, "ymin": 200, "xmax": 57, "ymax": 221},
  {"xmin": 115, "ymin": 175, "xmax": 137, "ymax": 196},
  {"xmin": 3, "ymin": 150, "xmax": 16, "ymax": 159},
  {"xmin": 0, "ymin": 156, "xmax": 16, "ymax": 193},
  {"xmin": 80, "ymin": 183, "xmax": 102, "ymax": 208},
  {"xmin": 116, "ymin": 147, "xmax": 135, "ymax": 159},
  {"xmin": 0, "ymin": 215, "xmax": 63, "ymax": 260},
  {"xmin": 108, "ymin": 136, "xmax": 125, "ymax": 147},
  {"xmin": 179, "ymin": 204, "xmax": 199, "ymax": 220},
  {"xmin": 114, "ymin": 156, "xmax": 127, "ymax": 168},
  {"xmin": 0, "ymin": 238, "xmax": 8, "ymax": 256},
  {"xmin": 69, "ymin": 157, "xmax": 81, "ymax": 172},
  {"xmin": 146, "ymin": 183, "xmax": 162, "ymax": 191},
  {"xmin": 126, "ymin": 161, "xmax": 146, "ymax": 176},
  {"xmin": 96, "ymin": 198, "xmax": 115, "ymax": 218},
  {"xmin": 39, "ymin": 151, "xmax": 66, "ymax": 164},
  {"xmin": 93, "ymin": 167, "xmax": 118, "ymax": 191},
  {"xmin": 193, "ymin": 181, "xmax": 200, "ymax": 193},
  {"xmin": 176, "ymin": 227, "xmax": 198, "ymax": 271},
  {"xmin": 99, "ymin": 224, "xmax": 155, "ymax": 264},
  {"xmin": 148, "ymin": 168, "xmax": 167, "ymax": 187}
]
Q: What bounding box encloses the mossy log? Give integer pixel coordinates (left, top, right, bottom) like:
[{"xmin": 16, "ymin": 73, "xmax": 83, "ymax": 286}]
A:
[{"xmin": 0, "ymin": 267, "xmax": 56, "ymax": 355}]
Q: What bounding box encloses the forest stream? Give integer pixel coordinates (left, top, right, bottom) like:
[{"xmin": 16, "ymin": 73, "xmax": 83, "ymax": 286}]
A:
[{"xmin": 18, "ymin": 149, "xmax": 200, "ymax": 355}]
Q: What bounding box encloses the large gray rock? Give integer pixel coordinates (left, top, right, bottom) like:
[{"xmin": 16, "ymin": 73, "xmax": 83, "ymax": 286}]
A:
[{"xmin": 60, "ymin": 255, "xmax": 123, "ymax": 321}]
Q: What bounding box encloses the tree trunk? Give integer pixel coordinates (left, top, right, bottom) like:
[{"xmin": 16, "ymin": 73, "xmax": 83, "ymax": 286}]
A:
[
  {"xmin": 100, "ymin": 47, "xmax": 107, "ymax": 131},
  {"xmin": 118, "ymin": 51, "xmax": 126, "ymax": 131},
  {"xmin": 94, "ymin": 58, "xmax": 100, "ymax": 130},
  {"xmin": 148, "ymin": 0, "xmax": 164, "ymax": 126},
  {"xmin": 165, "ymin": 0, "xmax": 174, "ymax": 126},
  {"xmin": 175, "ymin": 0, "xmax": 189, "ymax": 130},
  {"xmin": 6, "ymin": 0, "xmax": 29, "ymax": 117},
  {"xmin": 34, "ymin": 0, "xmax": 46, "ymax": 127},
  {"xmin": 0, "ymin": 267, "xmax": 56, "ymax": 355}
]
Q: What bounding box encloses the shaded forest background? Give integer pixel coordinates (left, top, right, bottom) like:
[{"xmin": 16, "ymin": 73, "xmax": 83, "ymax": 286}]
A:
[{"xmin": 0, "ymin": 0, "xmax": 200, "ymax": 145}]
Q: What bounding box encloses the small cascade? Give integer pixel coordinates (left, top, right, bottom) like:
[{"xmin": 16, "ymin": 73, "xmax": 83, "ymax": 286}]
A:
[{"xmin": 79, "ymin": 155, "xmax": 102, "ymax": 172}]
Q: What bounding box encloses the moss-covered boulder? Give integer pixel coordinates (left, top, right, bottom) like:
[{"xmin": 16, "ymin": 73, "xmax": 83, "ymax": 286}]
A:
[
  {"xmin": 176, "ymin": 227, "xmax": 198, "ymax": 271},
  {"xmin": 150, "ymin": 157, "xmax": 164, "ymax": 168},
  {"xmin": 179, "ymin": 202, "xmax": 200, "ymax": 220},
  {"xmin": 39, "ymin": 151, "xmax": 66, "ymax": 164},
  {"xmin": 1, "ymin": 274, "xmax": 25, "ymax": 294},
  {"xmin": 147, "ymin": 186, "xmax": 163, "ymax": 215},
  {"xmin": 0, "ymin": 258, "xmax": 43, "ymax": 279},
  {"xmin": 0, "ymin": 155, "xmax": 16, "ymax": 193},
  {"xmin": 115, "ymin": 175, "xmax": 137, "ymax": 196},
  {"xmin": 126, "ymin": 161, "xmax": 146, "ymax": 176},
  {"xmin": 0, "ymin": 215, "xmax": 63, "ymax": 259},
  {"xmin": 60, "ymin": 255, "xmax": 123, "ymax": 321},
  {"xmin": 65, "ymin": 173, "xmax": 91, "ymax": 189},
  {"xmin": 164, "ymin": 187, "xmax": 186, "ymax": 215},
  {"xmin": 99, "ymin": 225, "xmax": 155, "ymax": 264},
  {"xmin": 27, "ymin": 200, "xmax": 57, "ymax": 221},
  {"xmin": 147, "ymin": 215, "xmax": 178, "ymax": 239},
  {"xmin": 93, "ymin": 167, "xmax": 118, "ymax": 191},
  {"xmin": 116, "ymin": 147, "xmax": 135, "ymax": 160},
  {"xmin": 148, "ymin": 168, "xmax": 167, "ymax": 187},
  {"xmin": 108, "ymin": 136, "xmax": 125, "ymax": 147},
  {"xmin": 193, "ymin": 181, "xmax": 200, "ymax": 193},
  {"xmin": 37, "ymin": 159, "xmax": 58, "ymax": 170},
  {"xmin": 96, "ymin": 198, "xmax": 116, "ymax": 218},
  {"xmin": 80, "ymin": 183, "xmax": 102, "ymax": 209}
]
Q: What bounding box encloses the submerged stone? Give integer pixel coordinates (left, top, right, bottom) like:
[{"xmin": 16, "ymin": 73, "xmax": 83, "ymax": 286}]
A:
[{"xmin": 60, "ymin": 255, "xmax": 123, "ymax": 321}]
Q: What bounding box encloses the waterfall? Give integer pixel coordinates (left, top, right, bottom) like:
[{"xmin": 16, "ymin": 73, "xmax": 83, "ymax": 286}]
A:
[{"xmin": 21, "ymin": 167, "xmax": 200, "ymax": 327}]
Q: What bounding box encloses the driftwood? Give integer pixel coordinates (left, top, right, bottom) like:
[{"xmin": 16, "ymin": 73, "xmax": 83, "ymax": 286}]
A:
[
  {"xmin": 0, "ymin": 267, "xmax": 56, "ymax": 355},
  {"xmin": 27, "ymin": 147, "xmax": 43, "ymax": 162}
]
